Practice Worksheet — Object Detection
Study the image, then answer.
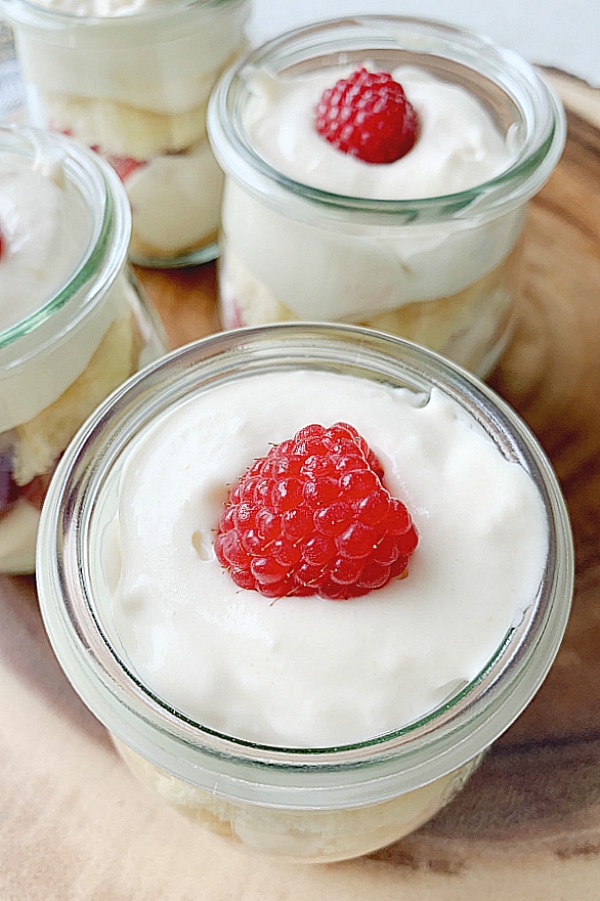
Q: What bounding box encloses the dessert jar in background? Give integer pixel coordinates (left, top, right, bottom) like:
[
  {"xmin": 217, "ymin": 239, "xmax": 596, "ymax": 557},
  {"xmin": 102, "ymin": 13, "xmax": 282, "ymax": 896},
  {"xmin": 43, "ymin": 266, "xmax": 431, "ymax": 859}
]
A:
[
  {"xmin": 0, "ymin": 125, "xmax": 167, "ymax": 574},
  {"xmin": 207, "ymin": 16, "xmax": 566, "ymax": 377},
  {"xmin": 37, "ymin": 324, "xmax": 573, "ymax": 863},
  {"xmin": 0, "ymin": 0, "xmax": 251, "ymax": 267}
]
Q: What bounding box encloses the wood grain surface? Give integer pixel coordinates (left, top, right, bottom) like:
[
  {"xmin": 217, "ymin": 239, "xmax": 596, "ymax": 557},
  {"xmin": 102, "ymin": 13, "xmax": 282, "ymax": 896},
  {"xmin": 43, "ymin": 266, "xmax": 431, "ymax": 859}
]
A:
[{"xmin": 0, "ymin": 76, "xmax": 599, "ymax": 900}]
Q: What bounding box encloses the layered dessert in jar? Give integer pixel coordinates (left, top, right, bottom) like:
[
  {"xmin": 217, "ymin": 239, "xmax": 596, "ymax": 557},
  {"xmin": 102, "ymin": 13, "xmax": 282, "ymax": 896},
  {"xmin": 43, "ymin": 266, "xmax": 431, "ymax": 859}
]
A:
[
  {"xmin": 36, "ymin": 325, "xmax": 574, "ymax": 863},
  {"xmin": 0, "ymin": 125, "xmax": 166, "ymax": 574},
  {"xmin": 208, "ymin": 16, "xmax": 566, "ymax": 376},
  {"xmin": 1, "ymin": 0, "xmax": 250, "ymax": 266}
]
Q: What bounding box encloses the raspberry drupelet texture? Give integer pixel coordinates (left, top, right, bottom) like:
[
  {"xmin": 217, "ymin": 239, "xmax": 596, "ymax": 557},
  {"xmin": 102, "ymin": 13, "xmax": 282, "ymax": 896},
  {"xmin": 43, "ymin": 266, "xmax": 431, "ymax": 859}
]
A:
[
  {"xmin": 214, "ymin": 423, "xmax": 419, "ymax": 601},
  {"xmin": 315, "ymin": 67, "xmax": 419, "ymax": 164}
]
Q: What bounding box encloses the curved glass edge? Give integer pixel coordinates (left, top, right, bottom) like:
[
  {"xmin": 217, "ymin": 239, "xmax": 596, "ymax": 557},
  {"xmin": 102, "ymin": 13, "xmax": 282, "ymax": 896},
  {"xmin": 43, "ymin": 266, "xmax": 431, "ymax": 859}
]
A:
[
  {"xmin": 207, "ymin": 15, "xmax": 567, "ymax": 223},
  {"xmin": 36, "ymin": 324, "xmax": 575, "ymax": 807},
  {"xmin": 0, "ymin": 125, "xmax": 131, "ymax": 350},
  {"xmin": 130, "ymin": 237, "xmax": 219, "ymax": 270}
]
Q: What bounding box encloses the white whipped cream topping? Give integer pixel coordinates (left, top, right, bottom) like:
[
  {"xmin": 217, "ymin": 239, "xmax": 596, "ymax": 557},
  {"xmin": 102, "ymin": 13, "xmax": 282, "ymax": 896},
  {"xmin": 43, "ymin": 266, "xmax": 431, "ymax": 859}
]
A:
[
  {"xmin": 0, "ymin": 144, "xmax": 89, "ymax": 332},
  {"xmin": 108, "ymin": 370, "xmax": 548, "ymax": 748},
  {"xmin": 243, "ymin": 65, "xmax": 518, "ymax": 200}
]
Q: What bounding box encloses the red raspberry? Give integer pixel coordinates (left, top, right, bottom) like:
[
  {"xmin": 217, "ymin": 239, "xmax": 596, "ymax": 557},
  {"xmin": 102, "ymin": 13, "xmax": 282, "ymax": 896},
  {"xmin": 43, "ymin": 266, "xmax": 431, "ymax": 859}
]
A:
[
  {"xmin": 315, "ymin": 67, "xmax": 419, "ymax": 164},
  {"xmin": 107, "ymin": 154, "xmax": 146, "ymax": 182},
  {"xmin": 88, "ymin": 141, "xmax": 145, "ymax": 182},
  {"xmin": 214, "ymin": 423, "xmax": 418, "ymax": 601}
]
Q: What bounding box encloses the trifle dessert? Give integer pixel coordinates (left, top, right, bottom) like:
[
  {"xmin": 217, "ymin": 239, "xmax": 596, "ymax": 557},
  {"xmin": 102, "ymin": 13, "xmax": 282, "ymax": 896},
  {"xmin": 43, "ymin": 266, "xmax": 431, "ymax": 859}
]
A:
[
  {"xmin": 208, "ymin": 16, "xmax": 566, "ymax": 375},
  {"xmin": 0, "ymin": 125, "xmax": 166, "ymax": 574},
  {"xmin": 36, "ymin": 325, "xmax": 574, "ymax": 863},
  {"xmin": 1, "ymin": 0, "xmax": 251, "ymax": 266}
]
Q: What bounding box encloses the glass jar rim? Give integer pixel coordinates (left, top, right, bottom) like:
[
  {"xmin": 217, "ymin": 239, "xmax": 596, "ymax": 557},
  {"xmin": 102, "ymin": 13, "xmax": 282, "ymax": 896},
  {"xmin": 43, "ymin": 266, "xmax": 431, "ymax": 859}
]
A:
[
  {"xmin": 0, "ymin": 125, "xmax": 130, "ymax": 351},
  {"xmin": 0, "ymin": 0, "xmax": 247, "ymax": 26},
  {"xmin": 36, "ymin": 324, "xmax": 574, "ymax": 808},
  {"xmin": 208, "ymin": 15, "xmax": 567, "ymax": 222}
]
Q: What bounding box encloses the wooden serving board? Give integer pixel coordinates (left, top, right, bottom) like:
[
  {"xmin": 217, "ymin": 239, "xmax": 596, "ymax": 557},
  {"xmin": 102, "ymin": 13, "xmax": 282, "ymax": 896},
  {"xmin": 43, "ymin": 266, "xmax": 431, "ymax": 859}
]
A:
[{"xmin": 1, "ymin": 74, "xmax": 599, "ymax": 901}]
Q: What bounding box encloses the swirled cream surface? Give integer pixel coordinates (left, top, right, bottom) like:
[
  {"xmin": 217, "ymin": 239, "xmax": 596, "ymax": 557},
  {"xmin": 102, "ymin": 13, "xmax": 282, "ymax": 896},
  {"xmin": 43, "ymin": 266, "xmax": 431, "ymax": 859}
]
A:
[
  {"xmin": 107, "ymin": 370, "xmax": 548, "ymax": 748},
  {"xmin": 243, "ymin": 65, "xmax": 518, "ymax": 199},
  {"xmin": 0, "ymin": 145, "xmax": 89, "ymax": 332}
]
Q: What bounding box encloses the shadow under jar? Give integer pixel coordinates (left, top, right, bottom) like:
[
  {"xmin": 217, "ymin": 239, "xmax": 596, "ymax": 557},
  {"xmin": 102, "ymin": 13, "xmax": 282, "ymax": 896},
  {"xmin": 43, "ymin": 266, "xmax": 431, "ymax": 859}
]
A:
[
  {"xmin": 0, "ymin": 125, "xmax": 166, "ymax": 574},
  {"xmin": 207, "ymin": 16, "xmax": 566, "ymax": 377},
  {"xmin": 1, "ymin": 0, "xmax": 251, "ymax": 267},
  {"xmin": 36, "ymin": 324, "xmax": 573, "ymax": 863}
]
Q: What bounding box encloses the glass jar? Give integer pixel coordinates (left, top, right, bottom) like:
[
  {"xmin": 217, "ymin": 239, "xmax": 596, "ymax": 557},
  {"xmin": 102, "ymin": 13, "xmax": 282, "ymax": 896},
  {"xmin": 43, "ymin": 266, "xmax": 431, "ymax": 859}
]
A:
[
  {"xmin": 207, "ymin": 16, "xmax": 566, "ymax": 376},
  {"xmin": 1, "ymin": 0, "xmax": 251, "ymax": 268},
  {"xmin": 0, "ymin": 124, "xmax": 167, "ymax": 574},
  {"xmin": 36, "ymin": 323, "xmax": 573, "ymax": 863}
]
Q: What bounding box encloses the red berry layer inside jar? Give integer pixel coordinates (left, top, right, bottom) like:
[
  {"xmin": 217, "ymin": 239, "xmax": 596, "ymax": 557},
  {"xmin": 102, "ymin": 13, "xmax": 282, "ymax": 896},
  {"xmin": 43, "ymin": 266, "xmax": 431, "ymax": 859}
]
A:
[{"xmin": 0, "ymin": 433, "xmax": 50, "ymax": 519}]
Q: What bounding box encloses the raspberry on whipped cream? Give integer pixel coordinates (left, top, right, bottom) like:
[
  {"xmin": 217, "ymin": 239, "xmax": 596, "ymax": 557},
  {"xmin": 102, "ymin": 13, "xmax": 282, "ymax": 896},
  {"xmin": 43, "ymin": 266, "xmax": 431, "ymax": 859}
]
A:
[
  {"xmin": 208, "ymin": 17, "xmax": 566, "ymax": 375},
  {"xmin": 0, "ymin": 126, "xmax": 166, "ymax": 574},
  {"xmin": 2, "ymin": 0, "xmax": 251, "ymax": 265}
]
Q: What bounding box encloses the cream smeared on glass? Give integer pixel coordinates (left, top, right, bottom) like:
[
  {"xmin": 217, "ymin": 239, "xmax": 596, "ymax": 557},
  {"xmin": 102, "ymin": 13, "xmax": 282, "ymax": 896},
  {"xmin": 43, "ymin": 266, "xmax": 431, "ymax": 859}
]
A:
[
  {"xmin": 0, "ymin": 146, "xmax": 89, "ymax": 331},
  {"xmin": 109, "ymin": 369, "xmax": 548, "ymax": 748}
]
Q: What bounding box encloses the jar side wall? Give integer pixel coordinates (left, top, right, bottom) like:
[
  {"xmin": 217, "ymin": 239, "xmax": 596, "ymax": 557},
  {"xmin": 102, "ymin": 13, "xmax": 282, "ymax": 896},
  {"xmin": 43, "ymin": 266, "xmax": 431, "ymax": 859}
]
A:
[
  {"xmin": 217, "ymin": 180, "xmax": 527, "ymax": 374},
  {"xmin": 0, "ymin": 272, "xmax": 166, "ymax": 575},
  {"xmin": 115, "ymin": 737, "xmax": 484, "ymax": 863}
]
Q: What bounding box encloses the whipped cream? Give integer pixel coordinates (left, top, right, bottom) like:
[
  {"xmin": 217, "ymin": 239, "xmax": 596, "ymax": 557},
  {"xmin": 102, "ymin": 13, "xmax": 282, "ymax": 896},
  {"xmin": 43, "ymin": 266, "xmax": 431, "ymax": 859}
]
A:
[
  {"xmin": 108, "ymin": 369, "xmax": 548, "ymax": 748},
  {"xmin": 244, "ymin": 65, "xmax": 518, "ymax": 199},
  {"xmin": 0, "ymin": 141, "xmax": 90, "ymax": 332}
]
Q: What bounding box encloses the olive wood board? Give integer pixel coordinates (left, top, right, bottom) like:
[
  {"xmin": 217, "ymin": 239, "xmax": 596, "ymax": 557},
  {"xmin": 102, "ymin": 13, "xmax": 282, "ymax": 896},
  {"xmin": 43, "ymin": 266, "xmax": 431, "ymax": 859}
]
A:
[{"xmin": 0, "ymin": 72, "xmax": 599, "ymax": 901}]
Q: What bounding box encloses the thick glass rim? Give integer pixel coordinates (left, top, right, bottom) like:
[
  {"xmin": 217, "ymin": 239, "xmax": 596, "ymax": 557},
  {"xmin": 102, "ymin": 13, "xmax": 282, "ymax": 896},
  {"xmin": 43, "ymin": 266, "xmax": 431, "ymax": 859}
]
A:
[
  {"xmin": 208, "ymin": 15, "xmax": 566, "ymax": 221},
  {"xmin": 37, "ymin": 324, "xmax": 574, "ymax": 805},
  {"xmin": 0, "ymin": 0, "xmax": 247, "ymax": 26},
  {"xmin": 0, "ymin": 125, "xmax": 130, "ymax": 350}
]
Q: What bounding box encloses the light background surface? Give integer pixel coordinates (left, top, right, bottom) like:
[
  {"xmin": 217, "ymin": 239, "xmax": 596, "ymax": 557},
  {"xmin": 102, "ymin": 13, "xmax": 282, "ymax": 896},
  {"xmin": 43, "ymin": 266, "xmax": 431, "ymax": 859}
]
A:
[{"xmin": 247, "ymin": 0, "xmax": 600, "ymax": 87}]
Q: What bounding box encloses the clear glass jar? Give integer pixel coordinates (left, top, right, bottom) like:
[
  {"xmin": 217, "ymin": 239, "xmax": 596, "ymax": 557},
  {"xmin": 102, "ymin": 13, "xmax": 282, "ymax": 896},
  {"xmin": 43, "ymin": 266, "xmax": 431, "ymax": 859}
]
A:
[
  {"xmin": 207, "ymin": 16, "xmax": 566, "ymax": 376},
  {"xmin": 0, "ymin": 125, "xmax": 167, "ymax": 574},
  {"xmin": 1, "ymin": 0, "xmax": 251, "ymax": 267},
  {"xmin": 36, "ymin": 323, "xmax": 573, "ymax": 863}
]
